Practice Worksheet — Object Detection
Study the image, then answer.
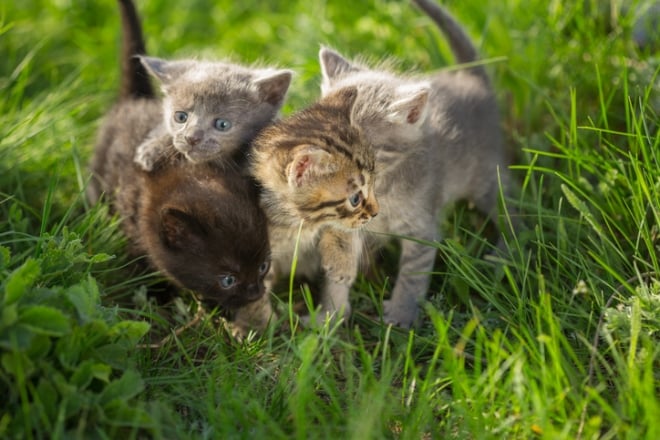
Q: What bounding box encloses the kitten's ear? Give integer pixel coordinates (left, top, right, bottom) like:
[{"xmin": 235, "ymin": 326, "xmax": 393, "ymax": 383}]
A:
[
  {"xmin": 319, "ymin": 47, "xmax": 360, "ymax": 91},
  {"xmin": 139, "ymin": 56, "xmax": 188, "ymax": 84},
  {"xmin": 387, "ymin": 83, "xmax": 430, "ymax": 125},
  {"xmin": 254, "ymin": 70, "xmax": 293, "ymax": 107},
  {"xmin": 288, "ymin": 147, "xmax": 335, "ymax": 188},
  {"xmin": 159, "ymin": 207, "xmax": 205, "ymax": 250}
]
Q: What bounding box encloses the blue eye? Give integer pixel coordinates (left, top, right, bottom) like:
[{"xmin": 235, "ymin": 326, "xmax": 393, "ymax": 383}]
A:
[
  {"xmin": 259, "ymin": 260, "xmax": 270, "ymax": 276},
  {"xmin": 349, "ymin": 192, "xmax": 363, "ymax": 208},
  {"xmin": 219, "ymin": 275, "xmax": 236, "ymax": 289},
  {"xmin": 173, "ymin": 111, "xmax": 188, "ymax": 123},
  {"xmin": 214, "ymin": 118, "xmax": 232, "ymax": 131}
]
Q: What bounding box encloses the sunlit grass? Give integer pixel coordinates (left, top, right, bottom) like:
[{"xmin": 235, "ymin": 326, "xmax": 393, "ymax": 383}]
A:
[{"xmin": 1, "ymin": 0, "xmax": 658, "ymax": 438}]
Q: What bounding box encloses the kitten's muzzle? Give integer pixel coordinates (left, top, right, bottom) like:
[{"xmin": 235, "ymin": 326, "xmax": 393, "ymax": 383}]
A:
[
  {"xmin": 244, "ymin": 283, "xmax": 263, "ymax": 302},
  {"xmin": 364, "ymin": 199, "xmax": 379, "ymax": 219},
  {"xmin": 185, "ymin": 135, "xmax": 202, "ymax": 146}
]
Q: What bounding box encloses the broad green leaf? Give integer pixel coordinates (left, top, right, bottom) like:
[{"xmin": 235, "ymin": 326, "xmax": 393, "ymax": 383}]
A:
[
  {"xmin": 25, "ymin": 333, "xmax": 52, "ymax": 360},
  {"xmin": 0, "ymin": 325, "xmax": 35, "ymax": 351},
  {"xmin": 35, "ymin": 378, "xmax": 59, "ymax": 422},
  {"xmin": 94, "ymin": 343, "xmax": 130, "ymax": 370},
  {"xmin": 3, "ymin": 258, "xmax": 41, "ymax": 305},
  {"xmin": 19, "ymin": 305, "xmax": 70, "ymax": 336},
  {"xmin": 109, "ymin": 320, "xmax": 150, "ymax": 347},
  {"xmin": 88, "ymin": 253, "xmax": 113, "ymax": 264},
  {"xmin": 70, "ymin": 360, "xmax": 110, "ymax": 389},
  {"xmin": 102, "ymin": 399, "xmax": 154, "ymax": 428},
  {"xmin": 98, "ymin": 369, "xmax": 144, "ymax": 406},
  {"xmin": 63, "ymin": 277, "xmax": 100, "ymax": 323},
  {"xmin": 51, "ymin": 370, "xmax": 78, "ymax": 399},
  {"xmin": 1, "ymin": 304, "xmax": 18, "ymax": 327},
  {"xmin": 1, "ymin": 351, "xmax": 35, "ymax": 379}
]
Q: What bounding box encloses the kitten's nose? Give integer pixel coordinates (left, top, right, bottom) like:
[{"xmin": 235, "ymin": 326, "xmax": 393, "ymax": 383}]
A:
[
  {"xmin": 185, "ymin": 135, "xmax": 201, "ymax": 146},
  {"xmin": 367, "ymin": 199, "xmax": 379, "ymax": 218},
  {"xmin": 245, "ymin": 283, "xmax": 262, "ymax": 301}
]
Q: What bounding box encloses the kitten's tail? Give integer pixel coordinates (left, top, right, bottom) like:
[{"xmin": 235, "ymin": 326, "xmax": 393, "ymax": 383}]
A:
[
  {"xmin": 118, "ymin": 0, "xmax": 153, "ymax": 99},
  {"xmin": 411, "ymin": 0, "xmax": 486, "ymax": 75}
]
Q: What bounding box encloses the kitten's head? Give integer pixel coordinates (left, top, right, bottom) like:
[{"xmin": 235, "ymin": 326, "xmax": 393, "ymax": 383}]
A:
[
  {"xmin": 140, "ymin": 56, "xmax": 292, "ymax": 163},
  {"xmin": 318, "ymin": 47, "xmax": 430, "ymax": 147},
  {"xmin": 252, "ymin": 87, "xmax": 379, "ymax": 230},
  {"xmin": 142, "ymin": 164, "xmax": 271, "ymax": 309}
]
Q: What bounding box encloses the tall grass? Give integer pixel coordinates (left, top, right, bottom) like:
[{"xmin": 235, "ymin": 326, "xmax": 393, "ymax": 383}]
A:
[{"xmin": 1, "ymin": 0, "xmax": 658, "ymax": 438}]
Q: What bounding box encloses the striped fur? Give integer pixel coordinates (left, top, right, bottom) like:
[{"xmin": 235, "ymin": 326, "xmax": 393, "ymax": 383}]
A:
[{"xmin": 236, "ymin": 87, "xmax": 379, "ymax": 325}]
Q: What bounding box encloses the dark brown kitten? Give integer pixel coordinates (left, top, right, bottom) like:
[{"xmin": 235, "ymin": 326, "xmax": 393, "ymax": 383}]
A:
[{"xmin": 89, "ymin": 0, "xmax": 271, "ymax": 310}]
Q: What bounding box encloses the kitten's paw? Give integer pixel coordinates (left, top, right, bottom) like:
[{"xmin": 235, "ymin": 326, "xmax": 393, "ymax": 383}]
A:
[
  {"xmin": 230, "ymin": 296, "xmax": 276, "ymax": 339},
  {"xmin": 134, "ymin": 147, "xmax": 158, "ymax": 171},
  {"xmin": 382, "ymin": 300, "xmax": 418, "ymax": 328},
  {"xmin": 225, "ymin": 321, "xmax": 257, "ymax": 342}
]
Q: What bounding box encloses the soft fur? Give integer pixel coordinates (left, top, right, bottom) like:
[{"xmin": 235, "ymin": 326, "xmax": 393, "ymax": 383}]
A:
[
  {"xmin": 317, "ymin": 0, "xmax": 515, "ymax": 327},
  {"xmin": 88, "ymin": 0, "xmax": 271, "ymax": 311},
  {"xmin": 233, "ymin": 87, "xmax": 380, "ymax": 330},
  {"xmin": 133, "ymin": 57, "xmax": 292, "ymax": 170}
]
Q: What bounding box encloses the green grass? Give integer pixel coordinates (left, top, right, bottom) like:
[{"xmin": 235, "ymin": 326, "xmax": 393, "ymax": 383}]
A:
[{"xmin": 1, "ymin": 0, "xmax": 659, "ymax": 438}]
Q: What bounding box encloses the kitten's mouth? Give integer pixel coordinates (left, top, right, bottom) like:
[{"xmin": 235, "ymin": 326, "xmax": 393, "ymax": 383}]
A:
[{"xmin": 181, "ymin": 144, "xmax": 217, "ymax": 163}]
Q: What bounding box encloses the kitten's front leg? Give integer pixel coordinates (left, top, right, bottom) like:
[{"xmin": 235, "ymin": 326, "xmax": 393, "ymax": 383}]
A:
[
  {"xmin": 134, "ymin": 134, "xmax": 171, "ymax": 171},
  {"xmin": 383, "ymin": 238, "xmax": 437, "ymax": 328},
  {"xmin": 314, "ymin": 228, "xmax": 362, "ymax": 324}
]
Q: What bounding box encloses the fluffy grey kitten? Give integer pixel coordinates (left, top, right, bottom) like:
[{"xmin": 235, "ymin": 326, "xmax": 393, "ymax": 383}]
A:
[
  {"xmin": 318, "ymin": 0, "xmax": 516, "ymax": 327},
  {"xmin": 134, "ymin": 56, "xmax": 292, "ymax": 170}
]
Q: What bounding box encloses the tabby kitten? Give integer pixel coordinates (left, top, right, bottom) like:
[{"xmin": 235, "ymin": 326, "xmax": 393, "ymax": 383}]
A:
[
  {"xmin": 233, "ymin": 86, "xmax": 379, "ymax": 330},
  {"xmin": 318, "ymin": 0, "xmax": 515, "ymax": 327},
  {"xmin": 89, "ymin": 0, "xmax": 271, "ymax": 311},
  {"xmin": 134, "ymin": 57, "xmax": 292, "ymax": 170}
]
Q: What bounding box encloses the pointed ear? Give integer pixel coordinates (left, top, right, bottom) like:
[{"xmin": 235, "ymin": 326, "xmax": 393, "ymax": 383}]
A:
[
  {"xmin": 319, "ymin": 47, "xmax": 359, "ymax": 84},
  {"xmin": 287, "ymin": 147, "xmax": 335, "ymax": 188},
  {"xmin": 139, "ymin": 56, "xmax": 188, "ymax": 84},
  {"xmin": 159, "ymin": 207, "xmax": 205, "ymax": 250},
  {"xmin": 387, "ymin": 83, "xmax": 430, "ymax": 125},
  {"xmin": 254, "ymin": 70, "xmax": 293, "ymax": 107}
]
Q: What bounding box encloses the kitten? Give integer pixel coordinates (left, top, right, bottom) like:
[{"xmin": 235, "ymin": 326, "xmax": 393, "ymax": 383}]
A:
[
  {"xmin": 133, "ymin": 57, "xmax": 292, "ymax": 170},
  {"xmin": 233, "ymin": 86, "xmax": 379, "ymax": 330},
  {"xmin": 88, "ymin": 0, "xmax": 271, "ymax": 311},
  {"xmin": 317, "ymin": 0, "xmax": 516, "ymax": 327}
]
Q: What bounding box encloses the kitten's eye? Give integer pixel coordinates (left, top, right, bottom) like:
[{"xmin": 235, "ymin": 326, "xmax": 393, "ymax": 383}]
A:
[
  {"xmin": 348, "ymin": 192, "xmax": 363, "ymax": 208},
  {"xmin": 219, "ymin": 275, "xmax": 236, "ymax": 289},
  {"xmin": 258, "ymin": 260, "xmax": 271, "ymax": 276},
  {"xmin": 214, "ymin": 118, "xmax": 232, "ymax": 131},
  {"xmin": 173, "ymin": 111, "xmax": 188, "ymax": 124}
]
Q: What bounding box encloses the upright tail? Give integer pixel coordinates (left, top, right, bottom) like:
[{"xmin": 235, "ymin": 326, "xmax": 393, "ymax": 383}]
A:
[
  {"xmin": 118, "ymin": 0, "xmax": 153, "ymax": 99},
  {"xmin": 411, "ymin": 0, "xmax": 484, "ymax": 71}
]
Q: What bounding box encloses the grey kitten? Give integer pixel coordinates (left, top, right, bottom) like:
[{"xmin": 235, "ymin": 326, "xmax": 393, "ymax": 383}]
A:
[
  {"xmin": 318, "ymin": 0, "xmax": 516, "ymax": 327},
  {"xmin": 133, "ymin": 56, "xmax": 292, "ymax": 170}
]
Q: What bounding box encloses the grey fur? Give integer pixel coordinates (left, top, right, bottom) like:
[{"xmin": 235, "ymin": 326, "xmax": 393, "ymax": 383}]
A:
[
  {"xmin": 318, "ymin": 0, "xmax": 515, "ymax": 327},
  {"xmin": 134, "ymin": 56, "xmax": 292, "ymax": 169}
]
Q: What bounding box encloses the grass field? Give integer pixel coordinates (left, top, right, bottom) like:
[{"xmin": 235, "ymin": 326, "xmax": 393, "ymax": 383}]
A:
[{"xmin": 1, "ymin": 0, "xmax": 659, "ymax": 438}]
